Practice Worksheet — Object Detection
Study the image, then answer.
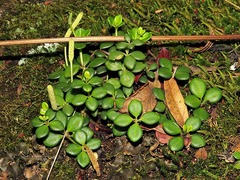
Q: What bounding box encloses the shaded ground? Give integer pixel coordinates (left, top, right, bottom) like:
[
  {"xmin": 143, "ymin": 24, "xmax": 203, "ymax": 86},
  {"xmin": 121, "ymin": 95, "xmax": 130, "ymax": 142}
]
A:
[{"xmin": 0, "ymin": 0, "xmax": 240, "ymax": 179}]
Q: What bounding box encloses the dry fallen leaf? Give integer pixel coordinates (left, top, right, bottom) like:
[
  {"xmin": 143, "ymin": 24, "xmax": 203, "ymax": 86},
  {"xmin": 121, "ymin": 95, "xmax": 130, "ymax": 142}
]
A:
[
  {"xmin": 119, "ymin": 79, "xmax": 161, "ymax": 114},
  {"xmin": 164, "ymin": 78, "xmax": 189, "ymax": 127},
  {"xmin": 84, "ymin": 145, "xmax": 101, "ymax": 176},
  {"xmin": 230, "ymin": 135, "xmax": 240, "ymax": 152},
  {"xmin": 195, "ymin": 147, "xmax": 208, "ymax": 160},
  {"xmin": 0, "ymin": 171, "xmax": 7, "ymax": 180}
]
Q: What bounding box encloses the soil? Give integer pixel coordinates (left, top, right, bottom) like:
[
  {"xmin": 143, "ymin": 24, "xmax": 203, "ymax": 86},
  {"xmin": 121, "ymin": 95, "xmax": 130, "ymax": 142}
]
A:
[{"xmin": 0, "ymin": 0, "xmax": 240, "ymax": 180}]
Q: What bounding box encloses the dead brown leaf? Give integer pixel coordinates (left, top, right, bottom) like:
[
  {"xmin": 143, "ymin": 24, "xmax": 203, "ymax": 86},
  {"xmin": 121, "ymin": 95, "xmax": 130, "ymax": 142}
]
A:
[
  {"xmin": 17, "ymin": 83, "xmax": 23, "ymax": 96},
  {"xmin": 164, "ymin": 78, "xmax": 189, "ymax": 127},
  {"xmin": 0, "ymin": 171, "xmax": 7, "ymax": 180},
  {"xmin": 119, "ymin": 79, "xmax": 161, "ymax": 114},
  {"xmin": 195, "ymin": 147, "xmax": 208, "ymax": 160}
]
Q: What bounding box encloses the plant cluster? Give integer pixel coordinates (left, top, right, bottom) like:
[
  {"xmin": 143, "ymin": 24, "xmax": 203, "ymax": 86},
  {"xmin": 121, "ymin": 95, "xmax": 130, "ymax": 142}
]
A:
[{"xmin": 31, "ymin": 13, "xmax": 222, "ymax": 175}]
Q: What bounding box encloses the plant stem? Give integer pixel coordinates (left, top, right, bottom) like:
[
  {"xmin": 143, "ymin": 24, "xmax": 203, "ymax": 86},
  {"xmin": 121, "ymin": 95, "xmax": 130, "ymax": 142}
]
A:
[
  {"xmin": 46, "ymin": 132, "xmax": 67, "ymax": 180},
  {"xmin": 224, "ymin": 0, "xmax": 240, "ymax": 10},
  {"xmin": 1, "ymin": 35, "xmax": 240, "ymax": 46},
  {"xmin": 70, "ymin": 61, "xmax": 73, "ymax": 82},
  {"xmin": 80, "ymin": 50, "xmax": 84, "ymax": 67},
  {"xmin": 64, "ymin": 47, "xmax": 69, "ymax": 67}
]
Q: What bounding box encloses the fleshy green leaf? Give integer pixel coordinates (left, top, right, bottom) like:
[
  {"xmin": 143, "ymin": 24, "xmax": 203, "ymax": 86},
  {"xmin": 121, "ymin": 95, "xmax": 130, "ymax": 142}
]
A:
[
  {"xmin": 163, "ymin": 120, "xmax": 181, "ymax": 135},
  {"xmin": 106, "ymin": 78, "xmax": 121, "ymax": 89},
  {"xmin": 140, "ymin": 112, "xmax": 160, "ymax": 125},
  {"xmin": 132, "ymin": 62, "xmax": 146, "ymax": 73},
  {"xmin": 193, "ymin": 108, "xmax": 209, "ymax": 121},
  {"xmin": 43, "ymin": 132, "xmax": 63, "ymax": 147},
  {"xmin": 102, "ymin": 97, "xmax": 114, "ymax": 109},
  {"xmin": 120, "ymin": 70, "xmax": 135, "ymax": 87},
  {"xmin": 116, "ymin": 42, "xmax": 128, "ymax": 50},
  {"xmin": 65, "ymin": 89, "xmax": 77, "ymax": 103},
  {"xmin": 77, "ymin": 151, "xmax": 90, "ymax": 168},
  {"xmin": 89, "ymin": 76, "xmax": 103, "ymax": 86},
  {"xmin": 183, "ymin": 116, "xmax": 201, "ymax": 133},
  {"xmin": 159, "ymin": 58, "xmax": 172, "ymax": 71},
  {"xmin": 86, "ymin": 97, "xmax": 98, "ymax": 111},
  {"xmin": 66, "ymin": 143, "xmax": 82, "ymax": 156},
  {"xmin": 109, "ymin": 51, "xmax": 125, "ymax": 61},
  {"xmin": 191, "ymin": 134, "xmax": 206, "ymax": 148},
  {"xmin": 83, "ymin": 68, "xmax": 95, "ymax": 80},
  {"xmin": 112, "ymin": 125, "xmax": 127, "ymax": 136},
  {"xmin": 184, "ymin": 95, "xmax": 201, "ymax": 109},
  {"xmin": 81, "ymin": 127, "xmax": 94, "ymax": 141},
  {"xmin": 122, "ymin": 86, "xmax": 133, "ymax": 97},
  {"xmin": 82, "ymin": 84, "xmax": 92, "ymax": 93},
  {"xmin": 72, "ymin": 94, "xmax": 88, "ymax": 106},
  {"xmin": 54, "ymin": 112, "xmax": 67, "ymax": 129},
  {"xmin": 158, "ymin": 67, "xmax": 172, "ymax": 79},
  {"xmin": 175, "ymin": 66, "xmax": 190, "ymax": 81},
  {"xmin": 55, "ymin": 95, "xmax": 66, "ymax": 107},
  {"xmin": 62, "ymin": 104, "xmax": 74, "ymax": 116},
  {"xmin": 35, "ymin": 125, "xmax": 49, "ymax": 139},
  {"xmin": 115, "ymin": 98, "xmax": 125, "ymax": 109},
  {"xmin": 203, "ymin": 88, "xmax": 222, "ymax": 104},
  {"xmin": 67, "ymin": 113, "xmax": 84, "ymax": 132},
  {"xmin": 130, "ymin": 51, "xmax": 146, "ymax": 61},
  {"xmin": 31, "ymin": 117, "xmax": 44, "ymax": 128},
  {"xmin": 132, "ymin": 39, "xmax": 144, "ymax": 46},
  {"xmin": 124, "ymin": 55, "xmax": 136, "ymax": 70},
  {"xmin": 189, "ymin": 78, "xmax": 206, "ymax": 99},
  {"xmin": 89, "ymin": 57, "xmax": 106, "ymax": 68},
  {"xmin": 106, "ymin": 110, "xmax": 121, "ymax": 121},
  {"xmin": 128, "ymin": 99, "xmax": 143, "ymax": 118},
  {"xmin": 74, "ymin": 130, "xmax": 87, "ymax": 145},
  {"xmin": 49, "ymin": 120, "xmax": 65, "ymax": 131},
  {"xmin": 103, "ymin": 83, "xmax": 115, "ymax": 95},
  {"xmin": 64, "ymin": 64, "xmax": 80, "ymax": 78},
  {"xmin": 147, "ymin": 71, "xmax": 155, "ymax": 79},
  {"xmin": 100, "ymin": 42, "xmax": 114, "ymax": 49},
  {"xmin": 41, "ymin": 102, "xmax": 49, "ymax": 111},
  {"xmin": 86, "ymin": 138, "xmax": 101, "ymax": 150},
  {"xmin": 105, "ymin": 60, "xmax": 123, "ymax": 71},
  {"xmin": 233, "ymin": 160, "xmax": 240, "ymax": 169},
  {"xmin": 45, "ymin": 109, "xmax": 56, "ymax": 121},
  {"xmin": 233, "ymin": 151, "xmax": 240, "ymax": 160},
  {"xmin": 154, "ymin": 101, "xmax": 166, "ymax": 113},
  {"xmin": 49, "ymin": 69, "xmax": 64, "ymax": 80},
  {"xmin": 114, "ymin": 114, "xmax": 132, "ymax": 127},
  {"xmin": 169, "ymin": 137, "xmax": 184, "ymax": 151},
  {"xmin": 70, "ymin": 79, "xmax": 84, "ymax": 89},
  {"xmin": 91, "ymin": 87, "xmax": 107, "ymax": 99},
  {"xmin": 152, "ymin": 88, "xmax": 165, "ymax": 101},
  {"xmin": 127, "ymin": 123, "xmax": 143, "ymax": 142}
]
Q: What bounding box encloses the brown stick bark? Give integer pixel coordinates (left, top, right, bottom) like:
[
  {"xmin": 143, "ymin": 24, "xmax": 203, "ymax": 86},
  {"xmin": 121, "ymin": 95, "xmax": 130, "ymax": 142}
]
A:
[{"xmin": 0, "ymin": 35, "xmax": 240, "ymax": 46}]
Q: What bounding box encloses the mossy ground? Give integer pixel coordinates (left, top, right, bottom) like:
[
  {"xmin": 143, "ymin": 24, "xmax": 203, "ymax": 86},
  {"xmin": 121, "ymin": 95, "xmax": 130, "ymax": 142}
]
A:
[{"xmin": 0, "ymin": 0, "xmax": 240, "ymax": 179}]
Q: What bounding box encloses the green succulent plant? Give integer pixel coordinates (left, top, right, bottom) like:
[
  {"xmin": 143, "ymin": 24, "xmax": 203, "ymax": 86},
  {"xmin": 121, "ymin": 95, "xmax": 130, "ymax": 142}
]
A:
[{"xmin": 31, "ymin": 13, "xmax": 223, "ymax": 177}]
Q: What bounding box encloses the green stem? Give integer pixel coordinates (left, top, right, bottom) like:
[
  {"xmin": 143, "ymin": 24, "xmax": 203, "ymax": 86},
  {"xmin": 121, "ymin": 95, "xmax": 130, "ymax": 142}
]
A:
[
  {"xmin": 70, "ymin": 61, "xmax": 73, "ymax": 82},
  {"xmin": 80, "ymin": 50, "xmax": 84, "ymax": 67},
  {"xmin": 115, "ymin": 28, "xmax": 118, "ymax": 36},
  {"xmin": 64, "ymin": 47, "xmax": 69, "ymax": 67}
]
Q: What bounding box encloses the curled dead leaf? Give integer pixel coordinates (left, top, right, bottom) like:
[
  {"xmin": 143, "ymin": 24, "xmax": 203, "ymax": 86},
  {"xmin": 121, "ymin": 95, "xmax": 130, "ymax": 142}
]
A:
[
  {"xmin": 84, "ymin": 146, "xmax": 101, "ymax": 176},
  {"xmin": 195, "ymin": 147, "xmax": 208, "ymax": 160},
  {"xmin": 164, "ymin": 78, "xmax": 189, "ymax": 127}
]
